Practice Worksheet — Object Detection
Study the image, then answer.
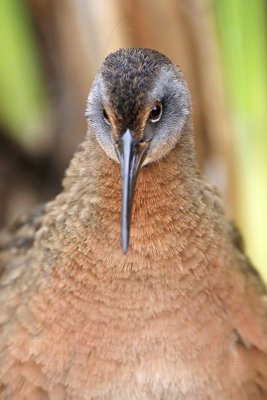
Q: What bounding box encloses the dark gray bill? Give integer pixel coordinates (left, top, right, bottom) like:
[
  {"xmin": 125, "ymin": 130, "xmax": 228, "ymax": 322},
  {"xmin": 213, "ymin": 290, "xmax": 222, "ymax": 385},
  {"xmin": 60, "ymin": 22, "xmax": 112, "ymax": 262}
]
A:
[{"xmin": 116, "ymin": 130, "xmax": 149, "ymax": 253}]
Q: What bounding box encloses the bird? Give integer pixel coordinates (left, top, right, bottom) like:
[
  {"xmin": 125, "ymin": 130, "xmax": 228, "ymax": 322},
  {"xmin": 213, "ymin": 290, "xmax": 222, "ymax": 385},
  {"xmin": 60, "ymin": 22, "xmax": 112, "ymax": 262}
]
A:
[{"xmin": 0, "ymin": 48, "xmax": 267, "ymax": 400}]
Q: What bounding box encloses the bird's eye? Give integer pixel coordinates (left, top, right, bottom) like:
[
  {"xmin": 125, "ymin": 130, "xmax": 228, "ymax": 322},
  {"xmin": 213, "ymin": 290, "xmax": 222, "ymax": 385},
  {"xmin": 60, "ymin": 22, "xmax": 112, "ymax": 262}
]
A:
[
  {"xmin": 103, "ymin": 108, "xmax": 111, "ymax": 125},
  {"xmin": 149, "ymin": 101, "xmax": 163, "ymax": 123}
]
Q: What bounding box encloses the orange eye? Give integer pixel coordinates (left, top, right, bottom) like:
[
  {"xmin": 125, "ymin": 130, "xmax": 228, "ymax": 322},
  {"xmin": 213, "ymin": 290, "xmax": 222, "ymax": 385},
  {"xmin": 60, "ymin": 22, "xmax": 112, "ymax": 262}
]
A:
[
  {"xmin": 103, "ymin": 108, "xmax": 111, "ymax": 125},
  {"xmin": 149, "ymin": 101, "xmax": 163, "ymax": 123}
]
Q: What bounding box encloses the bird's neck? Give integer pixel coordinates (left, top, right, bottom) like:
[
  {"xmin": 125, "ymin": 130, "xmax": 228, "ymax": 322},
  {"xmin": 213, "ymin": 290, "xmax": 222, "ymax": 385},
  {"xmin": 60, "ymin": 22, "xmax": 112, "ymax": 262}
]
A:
[{"xmin": 40, "ymin": 125, "xmax": 226, "ymax": 280}]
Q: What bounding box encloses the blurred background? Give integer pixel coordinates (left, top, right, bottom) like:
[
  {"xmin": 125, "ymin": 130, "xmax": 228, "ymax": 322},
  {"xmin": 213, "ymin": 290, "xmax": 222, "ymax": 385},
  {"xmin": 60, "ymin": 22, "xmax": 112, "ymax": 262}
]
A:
[{"xmin": 0, "ymin": 0, "xmax": 266, "ymax": 279}]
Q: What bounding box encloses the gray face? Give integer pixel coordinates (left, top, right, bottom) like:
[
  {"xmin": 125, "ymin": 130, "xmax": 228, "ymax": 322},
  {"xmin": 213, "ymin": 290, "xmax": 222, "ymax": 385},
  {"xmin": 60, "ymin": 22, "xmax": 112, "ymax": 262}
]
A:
[
  {"xmin": 85, "ymin": 49, "xmax": 192, "ymax": 253},
  {"xmin": 85, "ymin": 48, "xmax": 191, "ymax": 165}
]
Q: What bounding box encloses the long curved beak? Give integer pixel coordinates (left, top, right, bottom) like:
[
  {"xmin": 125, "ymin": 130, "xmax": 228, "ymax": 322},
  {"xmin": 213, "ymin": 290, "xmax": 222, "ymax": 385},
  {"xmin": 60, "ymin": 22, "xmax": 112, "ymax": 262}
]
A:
[{"xmin": 116, "ymin": 130, "xmax": 149, "ymax": 253}]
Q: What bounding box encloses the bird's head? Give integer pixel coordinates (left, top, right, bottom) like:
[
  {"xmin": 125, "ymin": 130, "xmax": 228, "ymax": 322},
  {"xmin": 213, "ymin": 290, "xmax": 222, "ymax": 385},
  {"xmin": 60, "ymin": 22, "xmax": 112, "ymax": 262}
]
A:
[{"xmin": 86, "ymin": 48, "xmax": 191, "ymax": 253}]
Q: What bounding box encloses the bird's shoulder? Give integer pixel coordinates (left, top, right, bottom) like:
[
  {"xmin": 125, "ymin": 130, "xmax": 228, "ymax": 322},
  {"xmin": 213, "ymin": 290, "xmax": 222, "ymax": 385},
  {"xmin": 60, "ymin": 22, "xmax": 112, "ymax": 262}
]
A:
[
  {"xmin": 199, "ymin": 176, "xmax": 267, "ymax": 350},
  {"xmin": 225, "ymin": 220, "xmax": 267, "ymax": 357},
  {"xmin": 0, "ymin": 204, "xmax": 46, "ymax": 280}
]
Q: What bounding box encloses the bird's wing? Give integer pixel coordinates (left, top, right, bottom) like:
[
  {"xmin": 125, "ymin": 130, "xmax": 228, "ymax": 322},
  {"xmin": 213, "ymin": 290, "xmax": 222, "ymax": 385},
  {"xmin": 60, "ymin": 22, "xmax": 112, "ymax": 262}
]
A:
[
  {"xmin": 201, "ymin": 178, "xmax": 267, "ymax": 396},
  {"xmin": 0, "ymin": 204, "xmax": 46, "ymax": 275},
  {"xmin": 222, "ymin": 221, "xmax": 267, "ymax": 397},
  {"xmin": 0, "ymin": 204, "xmax": 49, "ymax": 397}
]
